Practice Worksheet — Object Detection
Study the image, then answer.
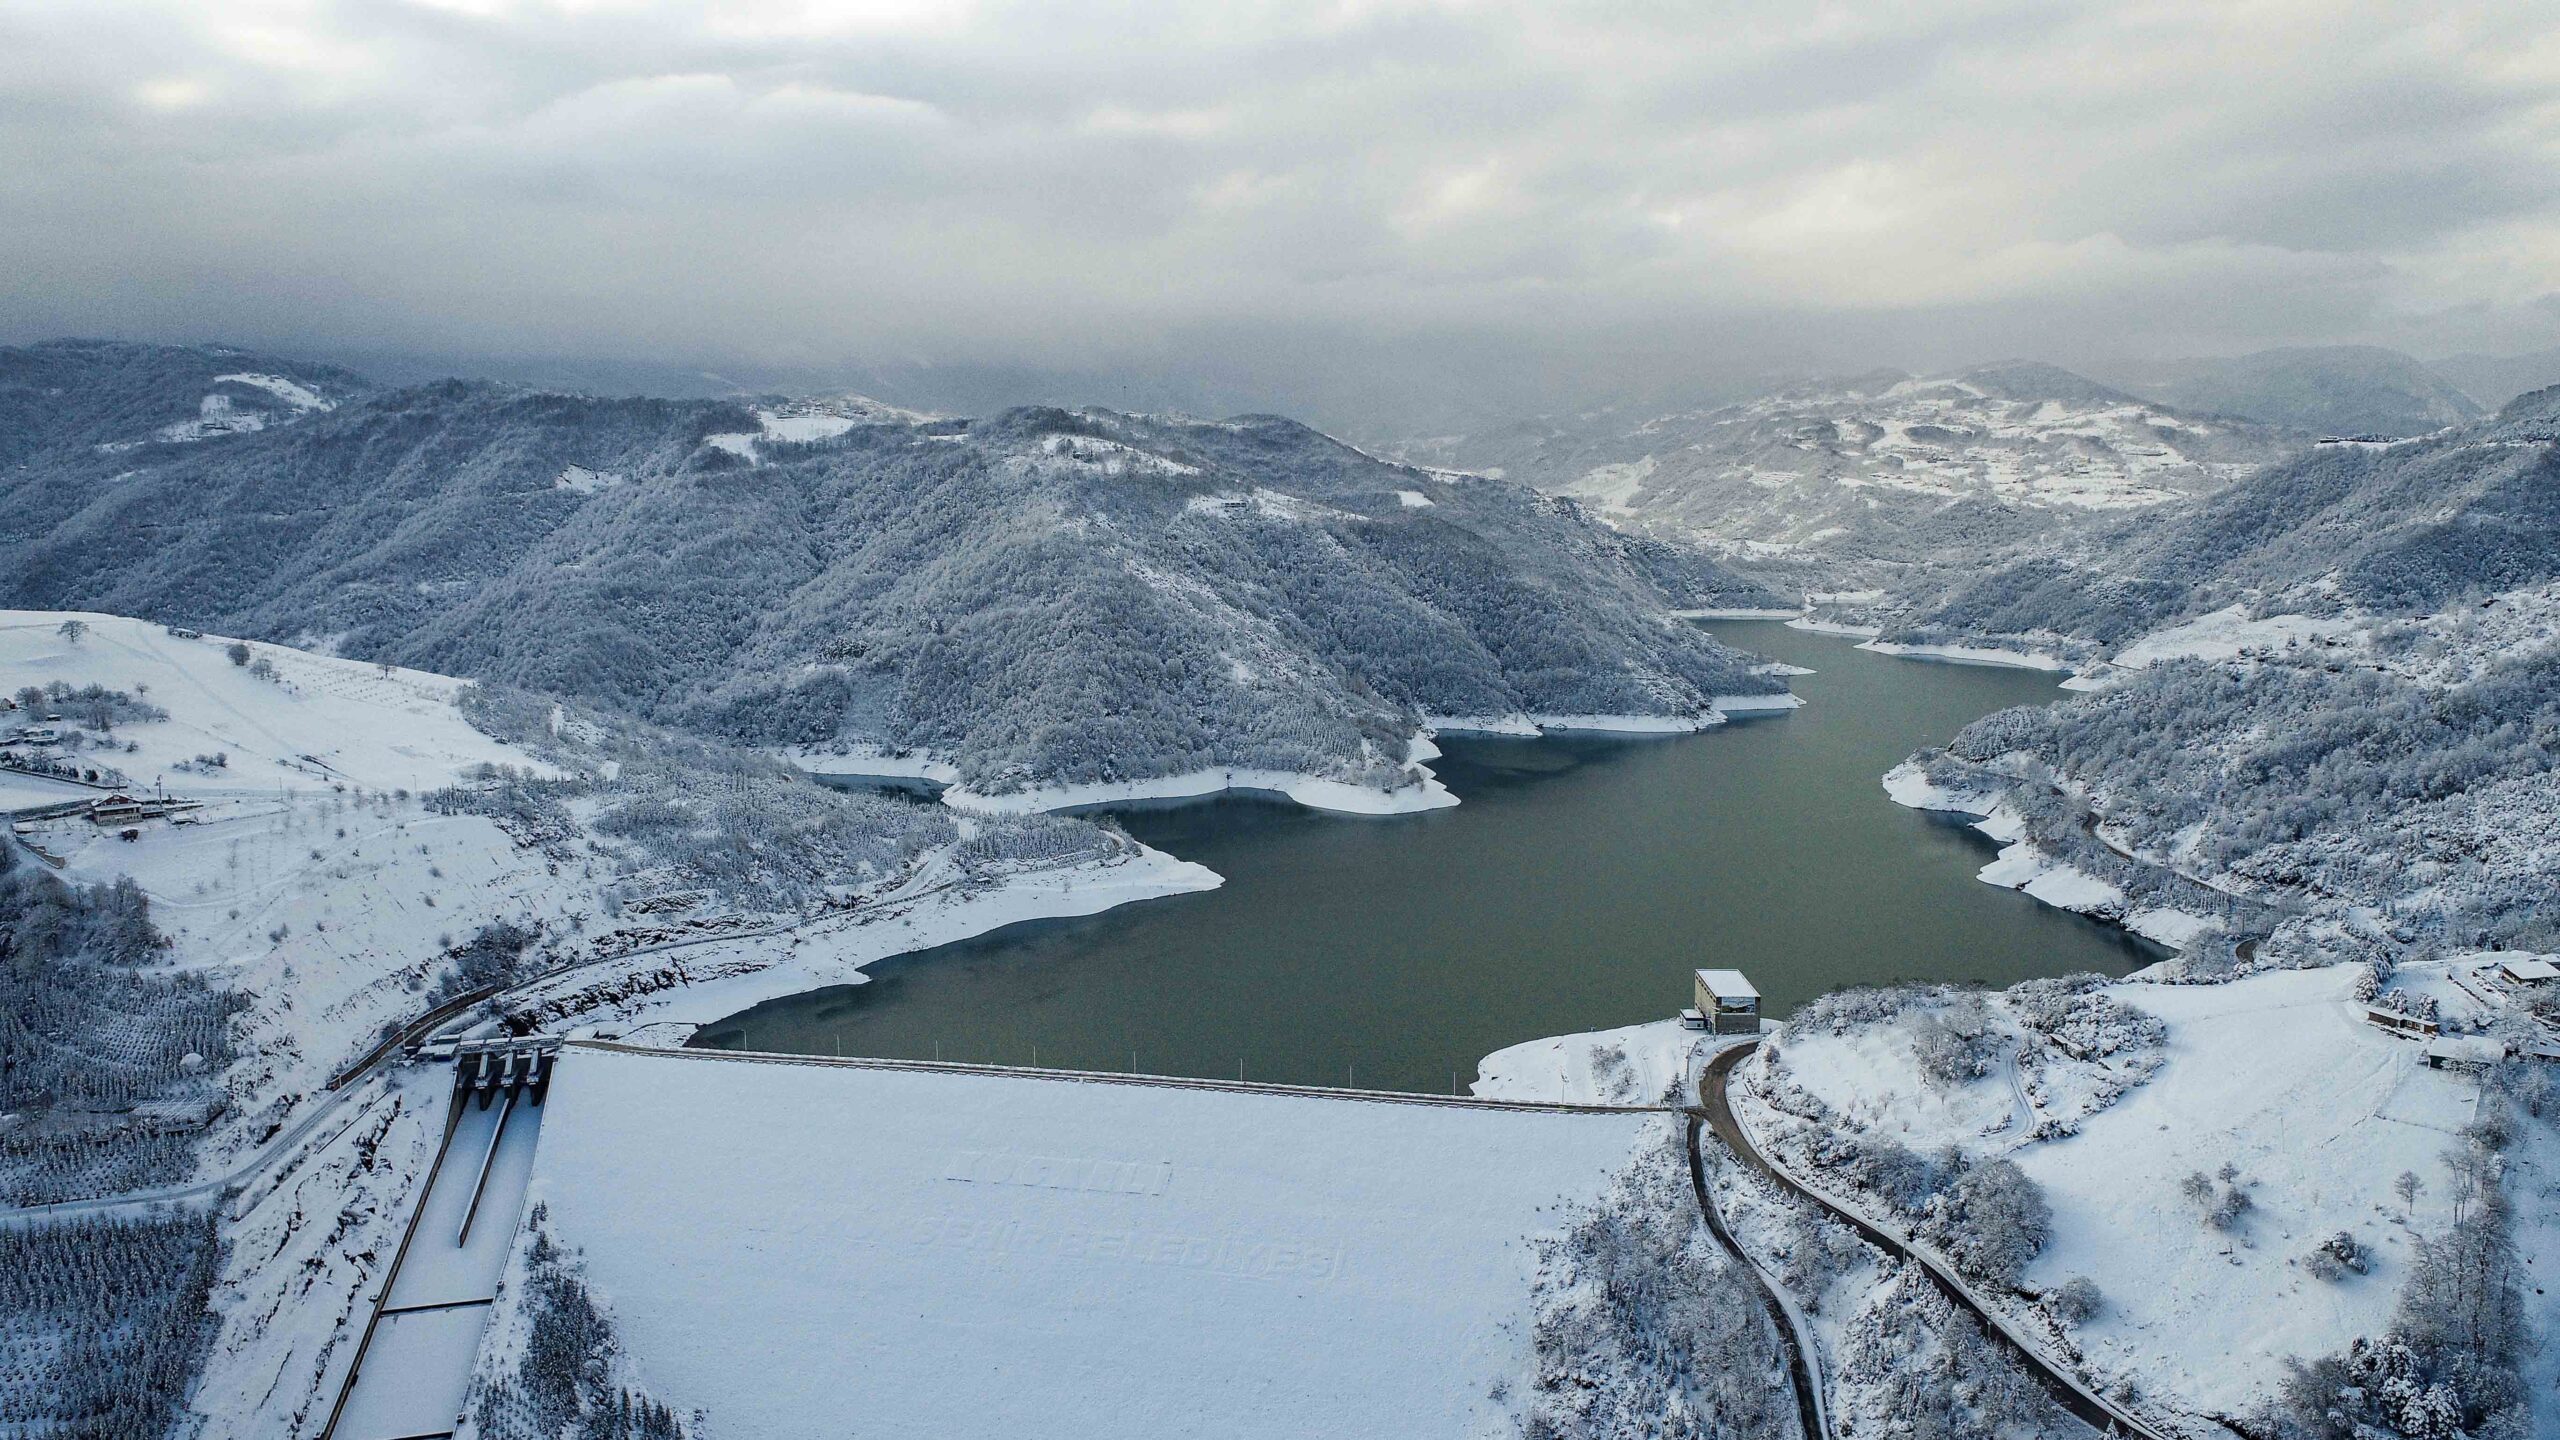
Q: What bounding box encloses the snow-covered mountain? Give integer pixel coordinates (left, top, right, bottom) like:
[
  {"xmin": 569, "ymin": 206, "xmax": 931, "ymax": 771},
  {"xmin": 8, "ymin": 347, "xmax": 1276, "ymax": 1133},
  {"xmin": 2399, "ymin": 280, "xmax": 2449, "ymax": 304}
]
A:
[
  {"xmin": 0, "ymin": 338, "xmax": 370, "ymax": 466},
  {"xmin": 1393, "ymin": 362, "xmax": 2297, "ymax": 602},
  {"xmin": 1891, "ymin": 386, "xmax": 2560, "ymax": 969},
  {"xmin": 1923, "ymin": 382, "xmax": 2560, "ymax": 647},
  {"xmin": 0, "ymin": 342, "xmax": 1787, "ymax": 802},
  {"xmin": 2101, "ymin": 344, "xmax": 2485, "ymax": 439}
]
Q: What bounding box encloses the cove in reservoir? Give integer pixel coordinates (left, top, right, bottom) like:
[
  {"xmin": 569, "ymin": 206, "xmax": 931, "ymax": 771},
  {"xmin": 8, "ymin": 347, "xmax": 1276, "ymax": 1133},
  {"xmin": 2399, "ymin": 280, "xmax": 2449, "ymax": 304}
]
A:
[{"xmin": 695, "ymin": 622, "xmax": 2157, "ymax": 1092}]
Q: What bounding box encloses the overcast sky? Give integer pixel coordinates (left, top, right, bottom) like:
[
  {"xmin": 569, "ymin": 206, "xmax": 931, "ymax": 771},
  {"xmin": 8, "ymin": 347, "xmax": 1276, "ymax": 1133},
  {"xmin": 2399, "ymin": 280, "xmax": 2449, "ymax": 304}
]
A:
[{"xmin": 4, "ymin": 0, "xmax": 2557, "ymax": 405}]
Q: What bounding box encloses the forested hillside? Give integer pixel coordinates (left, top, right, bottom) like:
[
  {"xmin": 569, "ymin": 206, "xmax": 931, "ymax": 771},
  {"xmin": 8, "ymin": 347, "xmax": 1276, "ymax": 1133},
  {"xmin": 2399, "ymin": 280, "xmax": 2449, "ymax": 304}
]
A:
[
  {"xmin": 0, "ymin": 338, "xmax": 368, "ymax": 468},
  {"xmin": 1918, "ymin": 630, "xmax": 2560, "ymax": 959},
  {"xmin": 1922, "ymin": 385, "xmax": 2560, "ymax": 648},
  {"xmin": 0, "ymin": 842, "xmax": 237, "ymax": 1205},
  {"xmin": 1898, "ymin": 387, "xmax": 2560, "ymax": 967},
  {"xmin": 0, "ymin": 343, "xmax": 1785, "ymax": 798}
]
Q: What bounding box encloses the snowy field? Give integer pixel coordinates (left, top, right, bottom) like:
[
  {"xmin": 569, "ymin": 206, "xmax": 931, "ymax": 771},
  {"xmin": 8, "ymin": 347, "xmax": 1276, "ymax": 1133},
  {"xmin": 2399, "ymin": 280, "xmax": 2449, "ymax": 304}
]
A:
[
  {"xmin": 0, "ymin": 612, "xmax": 599, "ymax": 1182},
  {"xmin": 1745, "ymin": 964, "xmax": 2535, "ymax": 1419},
  {"xmin": 0, "ymin": 610, "xmax": 542, "ymax": 796},
  {"xmin": 2015, "ymin": 969, "xmax": 2490, "ymax": 1416},
  {"xmin": 511, "ymin": 1047, "xmax": 1658, "ymax": 1438},
  {"xmin": 1474, "ymin": 1018, "xmax": 1707, "ymax": 1106}
]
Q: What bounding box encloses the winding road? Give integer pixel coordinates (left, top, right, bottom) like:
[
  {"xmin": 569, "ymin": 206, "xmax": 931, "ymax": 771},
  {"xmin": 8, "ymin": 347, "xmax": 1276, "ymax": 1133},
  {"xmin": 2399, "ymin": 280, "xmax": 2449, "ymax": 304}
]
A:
[
  {"xmin": 1698, "ymin": 1040, "xmax": 2171, "ymax": 1440},
  {"xmin": 1680, "ymin": 1102, "xmax": 1829, "ymax": 1440}
]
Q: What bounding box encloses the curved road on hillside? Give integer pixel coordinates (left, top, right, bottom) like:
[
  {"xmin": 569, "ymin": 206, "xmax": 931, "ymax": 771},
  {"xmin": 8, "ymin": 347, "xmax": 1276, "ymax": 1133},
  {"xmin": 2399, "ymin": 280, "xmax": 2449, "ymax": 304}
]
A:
[
  {"xmin": 1680, "ymin": 1108, "xmax": 1828, "ymax": 1440},
  {"xmin": 1698, "ymin": 1041, "xmax": 2170, "ymax": 1440}
]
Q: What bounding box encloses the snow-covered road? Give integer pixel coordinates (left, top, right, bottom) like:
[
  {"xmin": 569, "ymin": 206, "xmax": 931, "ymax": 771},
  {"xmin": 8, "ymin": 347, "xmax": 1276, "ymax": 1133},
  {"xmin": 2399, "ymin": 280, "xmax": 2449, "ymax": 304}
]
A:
[{"xmin": 1701, "ymin": 1042, "xmax": 2171, "ymax": 1440}]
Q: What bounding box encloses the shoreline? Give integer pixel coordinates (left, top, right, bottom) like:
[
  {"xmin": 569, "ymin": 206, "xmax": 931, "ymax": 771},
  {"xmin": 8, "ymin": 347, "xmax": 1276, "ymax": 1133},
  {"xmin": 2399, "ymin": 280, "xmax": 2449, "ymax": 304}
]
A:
[
  {"xmin": 1853, "ymin": 639, "xmax": 2072, "ymax": 673},
  {"xmin": 1785, "ymin": 616, "xmax": 1883, "ymax": 638},
  {"xmin": 1881, "ymin": 760, "xmax": 2214, "ymax": 953},
  {"xmin": 948, "ymin": 764, "xmax": 1460, "ymax": 816},
  {"xmin": 781, "ymin": 694, "xmax": 1807, "ymax": 818},
  {"xmin": 511, "ymin": 843, "xmax": 1226, "ymax": 1046}
]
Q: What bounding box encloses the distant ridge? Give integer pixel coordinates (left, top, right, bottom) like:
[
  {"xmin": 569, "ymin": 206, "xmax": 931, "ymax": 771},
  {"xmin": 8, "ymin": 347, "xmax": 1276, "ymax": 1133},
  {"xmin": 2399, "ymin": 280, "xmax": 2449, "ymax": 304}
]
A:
[{"xmin": 2102, "ymin": 345, "xmax": 2482, "ymax": 438}]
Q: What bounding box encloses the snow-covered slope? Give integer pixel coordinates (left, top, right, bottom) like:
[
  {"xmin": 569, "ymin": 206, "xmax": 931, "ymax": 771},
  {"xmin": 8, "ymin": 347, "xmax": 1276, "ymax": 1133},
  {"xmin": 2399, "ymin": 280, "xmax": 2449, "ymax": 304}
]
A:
[
  {"xmin": 1474, "ymin": 1018, "xmax": 1703, "ymax": 1106},
  {"xmin": 1897, "ymin": 564, "xmax": 2560, "ymax": 965},
  {"xmin": 0, "ymin": 608, "xmax": 1241, "ymax": 1438},
  {"xmin": 0, "ymin": 610, "xmax": 1187, "ymax": 1194},
  {"xmin": 1736, "ymin": 965, "xmax": 2531, "ymax": 1422},
  {"xmin": 1395, "ymin": 362, "xmax": 2295, "ymax": 604},
  {"xmin": 0, "ymin": 339, "xmax": 368, "ymax": 466},
  {"xmin": 1884, "ymin": 392, "xmax": 2560, "ymax": 966},
  {"xmin": 1922, "ymin": 383, "xmax": 2560, "ymax": 649},
  {"xmin": 0, "ymin": 610, "xmax": 541, "ymax": 795}
]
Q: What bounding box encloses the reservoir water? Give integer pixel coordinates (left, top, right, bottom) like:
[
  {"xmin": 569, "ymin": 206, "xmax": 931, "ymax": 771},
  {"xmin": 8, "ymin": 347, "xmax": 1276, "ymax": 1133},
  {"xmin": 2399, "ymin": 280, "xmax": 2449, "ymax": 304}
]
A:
[{"xmin": 693, "ymin": 622, "xmax": 2156, "ymax": 1092}]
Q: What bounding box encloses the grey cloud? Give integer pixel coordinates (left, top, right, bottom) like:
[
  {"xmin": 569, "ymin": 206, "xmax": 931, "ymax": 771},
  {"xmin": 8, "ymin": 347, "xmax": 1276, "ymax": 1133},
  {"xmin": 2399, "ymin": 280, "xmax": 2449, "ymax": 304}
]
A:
[{"xmin": 0, "ymin": 0, "xmax": 2554, "ymax": 408}]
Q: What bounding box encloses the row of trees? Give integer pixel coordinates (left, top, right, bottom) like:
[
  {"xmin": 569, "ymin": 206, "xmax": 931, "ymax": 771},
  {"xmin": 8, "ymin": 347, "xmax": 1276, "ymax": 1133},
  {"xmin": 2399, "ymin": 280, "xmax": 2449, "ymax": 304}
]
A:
[{"xmin": 11, "ymin": 680, "xmax": 168, "ymax": 732}]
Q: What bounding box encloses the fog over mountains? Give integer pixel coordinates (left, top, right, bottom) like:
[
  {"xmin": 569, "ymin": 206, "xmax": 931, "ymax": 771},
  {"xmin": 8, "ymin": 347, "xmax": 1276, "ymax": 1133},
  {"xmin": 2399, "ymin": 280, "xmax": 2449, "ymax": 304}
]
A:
[
  {"xmin": 2098, "ymin": 345, "xmax": 2486, "ymax": 440},
  {"xmin": 0, "ymin": 340, "xmax": 1782, "ymax": 797}
]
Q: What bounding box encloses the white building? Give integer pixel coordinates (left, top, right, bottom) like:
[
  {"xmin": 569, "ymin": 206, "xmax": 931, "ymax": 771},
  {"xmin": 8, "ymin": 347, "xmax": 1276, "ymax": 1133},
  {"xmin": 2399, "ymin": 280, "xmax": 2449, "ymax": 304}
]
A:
[
  {"xmin": 1692, "ymin": 968, "xmax": 1761, "ymax": 1035},
  {"xmin": 2496, "ymin": 956, "xmax": 2559, "ymax": 987}
]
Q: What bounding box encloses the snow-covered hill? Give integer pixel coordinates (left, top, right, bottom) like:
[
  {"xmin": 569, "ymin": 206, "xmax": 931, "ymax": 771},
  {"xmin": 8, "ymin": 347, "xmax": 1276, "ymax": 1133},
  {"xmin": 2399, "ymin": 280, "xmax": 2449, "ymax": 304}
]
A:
[
  {"xmin": 0, "ymin": 610, "xmax": 1195, "ymax": 1197},
  {"xmin": 1922, "ymin": 383, "xmax": 2560, "ymax": 650},
  {"xmin": 1395, "ymin": 362, "xmax": 2296, "ymax": 604},
  {"xmin": 0, "ymin": 338, "xmax": 368, "ymax": 468},
  {"xmin": 0, "ymin": 342, "xmax": 1789, "ymax": 806},
  {"xmin": 1740, "ymin": 966, "xmax": 2554, "ymax": 1434},
  {"xmin": 0, "ymin": 610, "xmax": 539, "ymax": 801},
  {"xmin": 1872, "ymin": 390, "xmax": 2560, "ymax": 966},
  {"xmin": 0, "ymin": 607, "xmax": 1241, "ymax": 1435}
]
